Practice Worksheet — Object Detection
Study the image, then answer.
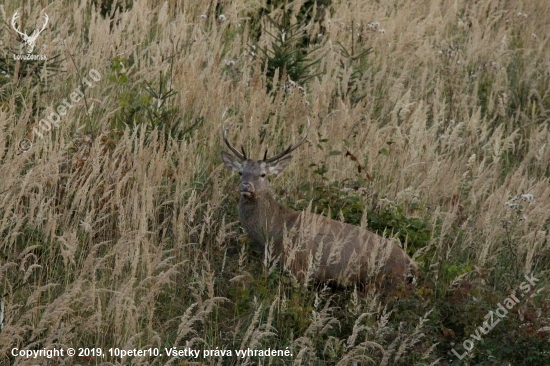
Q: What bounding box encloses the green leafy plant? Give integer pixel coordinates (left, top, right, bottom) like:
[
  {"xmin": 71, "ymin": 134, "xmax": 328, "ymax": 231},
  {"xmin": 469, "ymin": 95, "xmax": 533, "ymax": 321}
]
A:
[
  {"xmin": 287, "ymin": 146, "xmax": 433, "ymax": 254},
  {"xmin": 107, "ymin": 57, "xmax": 202, "ymax": 142},
  {"xmin": 334, "ymin": 33, "xmax": 373, "ymax": 105},
  {"xmin": 254, "ymin": 13, "xmax": 322, "ymax": 90}
]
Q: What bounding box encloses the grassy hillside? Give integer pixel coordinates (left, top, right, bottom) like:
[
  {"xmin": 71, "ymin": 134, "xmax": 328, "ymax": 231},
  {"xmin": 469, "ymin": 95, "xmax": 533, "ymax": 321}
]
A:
[{"xmin": 0, "ymin": 0, "xmax": 549, "ymax": 365}]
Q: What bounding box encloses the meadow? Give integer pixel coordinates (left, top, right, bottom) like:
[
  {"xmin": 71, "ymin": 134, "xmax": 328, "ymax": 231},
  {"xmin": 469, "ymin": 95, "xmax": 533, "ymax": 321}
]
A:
[{"xmin": 0, "ymin": 0, "xmax": 549, "ymax": 364}]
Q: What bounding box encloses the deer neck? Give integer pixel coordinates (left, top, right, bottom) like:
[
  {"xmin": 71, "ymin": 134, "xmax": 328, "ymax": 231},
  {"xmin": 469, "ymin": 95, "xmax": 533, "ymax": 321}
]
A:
[{"xmin": 238, "ymin": 191, "xmax": 296, "ymax": 247}]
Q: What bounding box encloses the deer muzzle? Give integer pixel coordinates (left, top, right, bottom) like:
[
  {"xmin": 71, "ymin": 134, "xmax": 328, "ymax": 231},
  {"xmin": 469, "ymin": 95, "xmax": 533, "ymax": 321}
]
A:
[{"xmin": 240, "ymin": 182, "xmax": 254, "ymax": 197}]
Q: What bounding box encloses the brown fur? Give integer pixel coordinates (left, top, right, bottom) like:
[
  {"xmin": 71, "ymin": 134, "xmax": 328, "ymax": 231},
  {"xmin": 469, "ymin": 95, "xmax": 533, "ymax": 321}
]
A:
[
  {"xmin": 238, "ymin": 191, "xmax": 416, "ymax": 290},
  {"xmin": 222, "ymin": 134, "xmax": 416, "ymax": 291}
]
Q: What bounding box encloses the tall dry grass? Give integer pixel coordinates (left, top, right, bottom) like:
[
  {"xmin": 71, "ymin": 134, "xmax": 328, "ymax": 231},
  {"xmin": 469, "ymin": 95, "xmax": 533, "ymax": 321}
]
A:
[{"xmin": 0, "ymin": 0, "xmax": 549, "ymax": 365}]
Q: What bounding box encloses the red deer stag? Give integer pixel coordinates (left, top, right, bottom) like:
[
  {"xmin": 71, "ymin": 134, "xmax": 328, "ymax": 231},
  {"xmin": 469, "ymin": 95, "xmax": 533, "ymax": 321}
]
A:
[{"xmin": 221, "ymin": 121, "xmax": 416, "ymax": 291}]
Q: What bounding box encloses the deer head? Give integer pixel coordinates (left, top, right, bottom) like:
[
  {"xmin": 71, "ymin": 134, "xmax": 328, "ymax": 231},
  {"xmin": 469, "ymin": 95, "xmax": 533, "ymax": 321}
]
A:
[
  {"xmin": 221, "ymin": 120, "xmax": 417, "ymax": 292},
  {"xmin": 11, "ymin": 11, "xmax": 49, "ymax": 54},
  {"xmin": 221, "ymin": 120, "xmax": 309, "ymax": 198}
]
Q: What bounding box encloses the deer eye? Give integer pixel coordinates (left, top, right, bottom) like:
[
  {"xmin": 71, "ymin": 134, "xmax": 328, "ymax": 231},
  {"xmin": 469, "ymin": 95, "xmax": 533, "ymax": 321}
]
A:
[
  {"xmin": 260, "ymin": 173, "xmax": 266, "ymax": 178},
  {"xmin": 238, "ymin": 172, "xmax": 243, "ymax": 176}
]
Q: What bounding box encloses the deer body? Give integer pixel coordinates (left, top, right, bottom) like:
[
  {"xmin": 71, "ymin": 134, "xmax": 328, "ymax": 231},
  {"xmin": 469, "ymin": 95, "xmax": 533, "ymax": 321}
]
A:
[{"xmin": 222, "ymin": 123, "xmax": 416, "ymax": 290}]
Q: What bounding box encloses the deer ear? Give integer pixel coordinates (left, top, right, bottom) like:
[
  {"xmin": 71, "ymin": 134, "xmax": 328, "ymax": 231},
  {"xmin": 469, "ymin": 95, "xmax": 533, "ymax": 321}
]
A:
[
  {"xmin": 267, "ymin": 155, "xmax": 292, "ymax": 175},
  {"xmin": 222, "ymin": 151, "xmax": 242, "ymax": 172}
]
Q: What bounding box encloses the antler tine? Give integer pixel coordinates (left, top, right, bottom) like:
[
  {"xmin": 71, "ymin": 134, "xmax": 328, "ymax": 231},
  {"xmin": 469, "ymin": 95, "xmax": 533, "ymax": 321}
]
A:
[
  {"xmin": 263, "ymin": 149, "xmax": 268, "ymax": 161},
  {"xmin": 38, "ymin": 13, "xmax": 49, "ymax": 33},
  {"xmin": 241, "ymin": 146, "xmax": 247, "ymax": 160},
  {"xmin": 222, "ymin": 124, "xmax": 246, "ymax": 160},
  {"xmin": 264, "ymin": 118, "xmax": 310, "ymax": 163},
  {"xmin": 11, "ymin": 12, "xmax": 25, "ymax": 37}
]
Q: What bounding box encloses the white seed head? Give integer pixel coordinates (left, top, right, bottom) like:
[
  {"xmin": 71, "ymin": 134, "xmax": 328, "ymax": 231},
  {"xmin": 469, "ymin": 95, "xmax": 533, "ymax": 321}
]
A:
[
  {"xmin": 367, "ymin": 21, "xmax": 380, "ymax": 29},
  {"xmin": 79, "ymin": 221, "xmax": 92, "ymax": 233},
  {"xmin": 505, "ymin": 202, "xmax": 520, "ymax": 210},
  {"xmin": 520, "ymin": 193, "xmax": 534, "ymax": 202}
]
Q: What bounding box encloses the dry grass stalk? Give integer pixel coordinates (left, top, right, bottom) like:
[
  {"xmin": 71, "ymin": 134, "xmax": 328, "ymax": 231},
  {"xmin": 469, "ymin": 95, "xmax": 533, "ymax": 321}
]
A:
[{"xmin": 0, "ymin": 0, "xmax": 548, "ymax": 364}]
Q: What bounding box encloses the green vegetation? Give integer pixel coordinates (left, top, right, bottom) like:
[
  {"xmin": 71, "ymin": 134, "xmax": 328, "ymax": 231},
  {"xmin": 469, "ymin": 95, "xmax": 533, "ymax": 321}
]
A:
[{"xmin": 0, "ymin": 0, "xmax": 549, "ymax": 365}]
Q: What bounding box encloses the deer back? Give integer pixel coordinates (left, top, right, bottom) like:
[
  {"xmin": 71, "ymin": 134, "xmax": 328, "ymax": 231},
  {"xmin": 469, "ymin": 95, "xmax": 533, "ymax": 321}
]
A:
[
  {"xmin": 221, "ymin": 121, "xmax": 416, "ymax": 290},
  {"xmin": 276, "ymin": 208, "xmax": 416, "ymax": 288}
]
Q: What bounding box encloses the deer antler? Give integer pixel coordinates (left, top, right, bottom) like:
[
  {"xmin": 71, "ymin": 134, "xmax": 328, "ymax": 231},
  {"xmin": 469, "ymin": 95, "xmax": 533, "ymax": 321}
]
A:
[
  {"xmin": 11, "ymin": 12, "xmax": 26, "ymax": 38},
  {"xmin": 222, "ymin": 124, "xmax": 246, "ymax": 160},
  {"xmin": 264, "ymin": 117, "xmax": 310, "ymax": 163},
  {"xmin": 32, "ymin": 13, "xmax": 49, "ymax": 38}
]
